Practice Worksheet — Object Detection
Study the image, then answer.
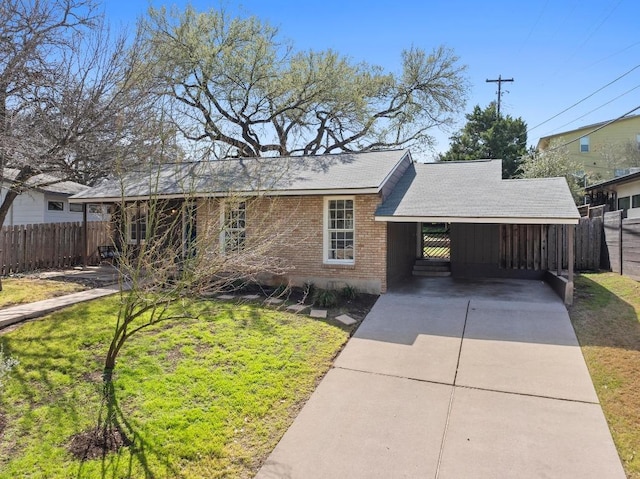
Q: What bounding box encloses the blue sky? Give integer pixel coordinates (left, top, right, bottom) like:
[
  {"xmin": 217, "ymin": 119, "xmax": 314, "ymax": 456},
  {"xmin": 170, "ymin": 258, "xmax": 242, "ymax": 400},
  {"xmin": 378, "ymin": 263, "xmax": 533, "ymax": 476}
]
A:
[{"xmin": 103, "ymin": 0, "xmax": 640, "ymax": 161}]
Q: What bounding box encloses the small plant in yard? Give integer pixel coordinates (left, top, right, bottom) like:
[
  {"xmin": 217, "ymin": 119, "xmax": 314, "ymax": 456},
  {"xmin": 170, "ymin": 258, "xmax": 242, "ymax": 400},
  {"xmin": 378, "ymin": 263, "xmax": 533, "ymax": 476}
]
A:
[
  {"xmin": 312, "ymin": 288, "xmax": 339, "ymax": 308},
  {"xmin": 0, "ymin": 345, "xmax": 18, "ymax": 390},
  {"xmin": 341, "ymin": 285, "xmax": 358, "ymax": 301}
]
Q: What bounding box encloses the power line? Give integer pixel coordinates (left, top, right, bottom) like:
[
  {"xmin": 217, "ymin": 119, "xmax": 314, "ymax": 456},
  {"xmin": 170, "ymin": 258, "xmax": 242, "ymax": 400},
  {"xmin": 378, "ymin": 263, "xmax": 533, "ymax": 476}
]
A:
[
  {"xmin": 528, "ymin": 62, "xmax": 640, "ymax": 133},
  {"xmin": 545, "ymin": 83, "xmax": 640, "ymax": 135},
  {"xmin": 544, "ymin": 105, "xmax": 640, "ymax": 153}
]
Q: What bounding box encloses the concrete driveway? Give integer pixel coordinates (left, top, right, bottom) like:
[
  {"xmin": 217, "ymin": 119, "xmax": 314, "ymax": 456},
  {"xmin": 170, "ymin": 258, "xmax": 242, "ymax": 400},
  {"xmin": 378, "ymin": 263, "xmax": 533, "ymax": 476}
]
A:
[{"xmin": 255, "ymin": 277, "xmax": 625, "ymax": 479}]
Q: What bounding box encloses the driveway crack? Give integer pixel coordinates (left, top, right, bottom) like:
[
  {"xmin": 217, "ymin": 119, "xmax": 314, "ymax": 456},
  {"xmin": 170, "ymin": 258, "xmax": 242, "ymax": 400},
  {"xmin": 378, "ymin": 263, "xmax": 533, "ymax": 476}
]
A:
[{"xmin": 434, "ymin": 299, "xmax": 470, "ymax": 479}]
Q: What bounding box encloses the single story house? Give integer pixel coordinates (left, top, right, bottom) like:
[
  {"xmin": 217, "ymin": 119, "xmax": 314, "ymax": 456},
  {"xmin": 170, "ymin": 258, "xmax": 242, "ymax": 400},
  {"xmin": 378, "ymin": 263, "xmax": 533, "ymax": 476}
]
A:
[
  {"xmin": 1, "ymin": 169, "xmax": 107, "ymax": 227},
  {"xmin": 70, "ymin": 149, "xmax": 579, "ymax": 302},
  {"xmin": 585, "ymin": 168, "xmax": 640, "ymax": 219}
]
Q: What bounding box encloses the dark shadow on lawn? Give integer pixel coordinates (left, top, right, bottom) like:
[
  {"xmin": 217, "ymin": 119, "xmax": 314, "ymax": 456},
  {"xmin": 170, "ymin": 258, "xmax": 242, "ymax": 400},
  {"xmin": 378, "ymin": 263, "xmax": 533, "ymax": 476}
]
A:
[
  {"xmin": 72, "ymin": 380, "xmax": 178, "ymax": 479},
  {"xmin": 570, "ymin": 274, "xmax": 640, "ymax": 351}
]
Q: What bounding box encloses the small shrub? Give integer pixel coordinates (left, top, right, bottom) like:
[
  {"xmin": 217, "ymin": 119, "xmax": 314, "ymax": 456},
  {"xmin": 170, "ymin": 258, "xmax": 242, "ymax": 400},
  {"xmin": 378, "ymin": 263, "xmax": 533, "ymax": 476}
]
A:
[
  {"xmin": 313, "ymin": 288, "xmax": 339, "ymax": 308},
  {"xmin": 341, "ymin": 285, "xmax": 358, "ymax": 300},
  {"xmin": 0, "ymin": 345, "xmax": 19, "ymax": 390}
]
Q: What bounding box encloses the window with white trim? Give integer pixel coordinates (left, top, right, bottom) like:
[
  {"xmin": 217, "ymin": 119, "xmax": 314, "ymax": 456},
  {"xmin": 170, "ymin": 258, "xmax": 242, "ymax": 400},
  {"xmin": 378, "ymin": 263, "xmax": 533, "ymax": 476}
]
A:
[
  {"xmin": 221, "ymin": 201, "xmax": 246, "ymax": 253},
  {"xmin": 48, "ymin": 201, "xmax": 64, "ymax": 211},
  {"xmin": 126, "ymin": 203, "xmax": 147, "ymax": 244},
  {"xmin": 580, "ymin": 136, "xmax": 590, "ymax": 153},
  {"xmin": 324, "ymin": 197, "xmax": 354, "ymax": 263}
]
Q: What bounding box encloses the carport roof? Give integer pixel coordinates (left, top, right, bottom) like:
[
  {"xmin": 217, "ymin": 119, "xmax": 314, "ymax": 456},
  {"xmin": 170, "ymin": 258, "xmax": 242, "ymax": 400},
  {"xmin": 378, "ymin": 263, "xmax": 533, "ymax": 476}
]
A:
[{"xmin": 375, "ymin": 160, "xmax": 580, "ymax": 224}]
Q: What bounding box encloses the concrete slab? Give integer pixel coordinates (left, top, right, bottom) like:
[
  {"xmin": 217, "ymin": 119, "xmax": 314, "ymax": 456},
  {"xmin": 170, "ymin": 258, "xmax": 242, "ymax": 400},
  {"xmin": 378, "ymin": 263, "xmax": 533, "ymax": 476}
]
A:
[
  {"xmin": 286, "ymin": 304, "xmax": 309, "ymax": 313},
  {"xmin": 256, "ymin": 368, "xmax": 452, "ymax": 479},
  {"xmin": 258, "ymin": 277, "xmax": 625, "ymax": 479},
  {"xmin": 438, "ymin": 387, "xmax": 626, "ymax": 479},
  {"xmin": 264, "ymin": 298, "xmax": 284, "ymax": 305},
  {"xmin": 216, "ymin": 294, "xmax": 235, "ymax": 300},
  {"xmin": 242, "ymin": 294, "xmax": 261, "ymax": 300},
  {"xmin": 335, "ymin": 294, "xmax": 468, "ymax": 383},
  {"xmin": 335, "ymin": 314, "xmax": 356, "ymax": 325},
  {"xmin": 309, "ymin": 309, "xmax": 327, "ymax": 319},
  {"xmin": 456, "ymin": 302, "xmax": 598, "ymax": 402}
]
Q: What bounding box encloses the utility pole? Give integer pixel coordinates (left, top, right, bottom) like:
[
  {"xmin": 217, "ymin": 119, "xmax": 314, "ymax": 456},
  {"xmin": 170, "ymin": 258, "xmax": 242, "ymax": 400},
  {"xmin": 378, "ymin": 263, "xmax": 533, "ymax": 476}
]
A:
[{"xmin": 486, "ymin": 75, "xmax": 514, "ymax": 117}]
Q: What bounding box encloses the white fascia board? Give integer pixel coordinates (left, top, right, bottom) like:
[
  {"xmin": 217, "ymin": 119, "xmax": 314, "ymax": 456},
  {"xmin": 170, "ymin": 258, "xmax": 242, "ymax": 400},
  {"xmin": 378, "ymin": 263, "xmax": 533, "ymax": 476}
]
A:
[
  {"xmin": 69, "ymin": 187, "xmax": 381, "ymax": 203},
  {"xmin": 375, "ymin": 215, "xmax": 580, "ymax": 225}
]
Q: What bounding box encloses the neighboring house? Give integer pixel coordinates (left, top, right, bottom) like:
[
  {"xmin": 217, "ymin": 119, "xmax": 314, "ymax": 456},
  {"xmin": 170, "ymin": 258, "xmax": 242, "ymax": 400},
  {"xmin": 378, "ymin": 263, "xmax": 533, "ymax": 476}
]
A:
[
  {"xmin": 0, "ymin": 169, "xmax": 105, "ymax": 227},
  {"xmin": 537, "ymin": 114, "xmax": 640, "ymax": 179},
  {"xmin": 70, "ymin": 150, "xmax": 579, "ymax": 300},
  {"xmin": 585, "ymin": 169, "xmax": 640, "ymax": 219}
]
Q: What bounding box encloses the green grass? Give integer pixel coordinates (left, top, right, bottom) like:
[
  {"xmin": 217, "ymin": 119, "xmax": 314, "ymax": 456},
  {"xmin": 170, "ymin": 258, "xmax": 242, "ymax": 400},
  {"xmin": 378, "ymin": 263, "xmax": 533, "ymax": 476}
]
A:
[
  {"xmin": 0, "ymin": 278, "xmax": 86, "ymax": 308},
  {"xmin": 0, "ymin": 296, "xmax": 351, "ymax": 478},
  {"xmin": 570, "ymin": 273, "xmax": 640, "ymax": 478}
]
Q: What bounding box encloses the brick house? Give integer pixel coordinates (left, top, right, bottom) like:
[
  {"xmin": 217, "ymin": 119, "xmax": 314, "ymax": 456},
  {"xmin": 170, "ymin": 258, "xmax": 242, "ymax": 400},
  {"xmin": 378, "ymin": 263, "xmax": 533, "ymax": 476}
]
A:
[{"xmin": 71, "ymin": 149, "xmax": 579, "ymax": 301}]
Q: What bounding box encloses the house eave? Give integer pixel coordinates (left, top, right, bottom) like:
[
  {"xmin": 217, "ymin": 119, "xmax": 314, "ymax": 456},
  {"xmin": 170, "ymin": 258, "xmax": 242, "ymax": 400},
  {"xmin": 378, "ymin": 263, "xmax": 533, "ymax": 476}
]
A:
[
  {"xmin": 69, "ymin": 187, "xmax": 382, "ymax": 203},
  {"xmin": 374, "ymin": 215, "xmax": 580, "ymax": 225}
]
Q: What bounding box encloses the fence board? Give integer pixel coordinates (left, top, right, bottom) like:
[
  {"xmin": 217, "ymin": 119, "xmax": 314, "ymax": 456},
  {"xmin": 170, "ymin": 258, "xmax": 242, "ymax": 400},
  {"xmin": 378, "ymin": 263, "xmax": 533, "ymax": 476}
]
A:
[
  {"xmin": 499, "ymin": 219, "xmax": 601, "ymax": 273},
  {"xmin": 0, "ymin": 221, "xmax": 110, "ymax": 274}
]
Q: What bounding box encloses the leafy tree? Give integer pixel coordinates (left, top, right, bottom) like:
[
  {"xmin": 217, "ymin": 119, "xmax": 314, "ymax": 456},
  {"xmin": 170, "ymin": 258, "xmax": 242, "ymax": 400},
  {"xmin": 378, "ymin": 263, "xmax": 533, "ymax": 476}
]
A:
[
  {"xmin": 519, "ymin": 144, "xmax": 584, "ymax": 203},
  {"xmin": 439, "ymin": 103, "xmax": 527, "ymax": 178},
  {"xmin": 140, "ymin": 5, "xmax": 469, "ymax": 158}
]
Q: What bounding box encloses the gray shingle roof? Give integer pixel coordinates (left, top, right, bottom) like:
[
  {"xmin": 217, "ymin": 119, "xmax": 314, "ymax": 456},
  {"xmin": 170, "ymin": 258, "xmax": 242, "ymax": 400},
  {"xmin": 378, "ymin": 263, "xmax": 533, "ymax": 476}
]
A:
[
  {"xmin": 376, "ymin": 160, "xmax": 579, "ymax": 223},
  {"xmin": 2, "ymin": 168, "xmax": 87, "ymax": 195},
  {"xmin": 71, "ymin": 150, "xmax": 410, "ymax": 201}
]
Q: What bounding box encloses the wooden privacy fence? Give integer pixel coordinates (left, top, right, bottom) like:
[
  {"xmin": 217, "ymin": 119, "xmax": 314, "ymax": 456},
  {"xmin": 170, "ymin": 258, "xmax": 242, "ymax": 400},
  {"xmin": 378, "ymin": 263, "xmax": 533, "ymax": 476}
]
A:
[
  {"xmin": 499, "ymin": 217, "xmax": 602, "ymax": 272},
  {"xmin": 603, "ymin": 211, "xmax": 640, "ymax": 280},
  {"xmin": 0, "ymin": 221, "xmax": 111, "ymax": 274}
]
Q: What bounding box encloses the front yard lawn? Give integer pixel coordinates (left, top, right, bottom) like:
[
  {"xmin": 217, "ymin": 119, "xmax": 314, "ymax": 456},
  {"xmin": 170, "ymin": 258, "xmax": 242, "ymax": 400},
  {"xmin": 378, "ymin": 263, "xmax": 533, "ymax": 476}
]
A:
[
  {"xmin": 0, "ymin": 296, "xmax": 352, "ymax": 478},
  {"xmin": 0, "ymin": 278, "xmax": 86, "ymax": 308},
  {"xmin": 570, "ymin": 273, "xmax": 640, "ymax": 478}
]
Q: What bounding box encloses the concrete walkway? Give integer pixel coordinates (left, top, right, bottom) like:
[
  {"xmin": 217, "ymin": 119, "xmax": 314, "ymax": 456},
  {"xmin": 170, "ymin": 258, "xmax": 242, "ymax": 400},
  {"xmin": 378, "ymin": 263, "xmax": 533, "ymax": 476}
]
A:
[
  {"xmin": 0, "ymin": 284, "xmax": 121, "ymax": 329},
  {"xmin": 256, "ymin": 278, "xmax": 625, "ymax": 479}
]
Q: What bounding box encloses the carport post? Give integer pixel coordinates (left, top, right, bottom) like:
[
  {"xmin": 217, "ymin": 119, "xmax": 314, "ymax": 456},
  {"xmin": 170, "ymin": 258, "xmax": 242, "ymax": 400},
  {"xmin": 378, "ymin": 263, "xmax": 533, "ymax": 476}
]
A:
[
  {"xmin": 567, "ymin": 225, "xmax": 574, "ymax": 283},
  {"xmin": 556, "ymin": 226, "xmax": 561, "ymax": 276}
]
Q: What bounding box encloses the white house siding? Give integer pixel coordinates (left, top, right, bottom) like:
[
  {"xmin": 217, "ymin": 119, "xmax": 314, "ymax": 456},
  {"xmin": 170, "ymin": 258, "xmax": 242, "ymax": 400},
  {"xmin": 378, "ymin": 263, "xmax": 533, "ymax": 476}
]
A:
[
  {"xmin": 1, "ymin": 188, "xmax": 105, "ymax": 226},
  {"xmin": 616, "ymin": 181, "xmax": 640, "ymax": 219},
  {"xmin": 42, "ymin": 193, "xmax": 85, "ymax": 224},
  {"xmin": 1, "ymin": 188, "xmax": 45, "ymax": 226}
]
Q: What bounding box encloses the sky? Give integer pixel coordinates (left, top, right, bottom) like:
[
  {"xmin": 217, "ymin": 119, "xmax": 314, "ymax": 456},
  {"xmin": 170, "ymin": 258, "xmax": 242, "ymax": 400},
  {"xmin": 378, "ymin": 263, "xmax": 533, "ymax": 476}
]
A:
[{"xmin": 102, "ymin": 0, "xmax": 640, "ymax": 161}]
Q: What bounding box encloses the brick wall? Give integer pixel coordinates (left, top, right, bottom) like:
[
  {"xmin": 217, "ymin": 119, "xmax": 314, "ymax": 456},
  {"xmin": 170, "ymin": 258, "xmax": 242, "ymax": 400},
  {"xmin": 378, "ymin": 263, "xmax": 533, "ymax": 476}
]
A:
[{"xmin": 197, "ymin": 194, "xmax": 388, "ymax": 293}]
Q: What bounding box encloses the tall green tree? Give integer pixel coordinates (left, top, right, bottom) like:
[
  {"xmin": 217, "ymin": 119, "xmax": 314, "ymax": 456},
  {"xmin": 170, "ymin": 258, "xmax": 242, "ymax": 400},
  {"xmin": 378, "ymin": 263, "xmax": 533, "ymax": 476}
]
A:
[
  {"xmin": 140, "ymin": 5, "xmax": 469, "ymax": 158},
  {"xmin": 439, "ymin": 103, "xmax": 527, "ymax": 178}
]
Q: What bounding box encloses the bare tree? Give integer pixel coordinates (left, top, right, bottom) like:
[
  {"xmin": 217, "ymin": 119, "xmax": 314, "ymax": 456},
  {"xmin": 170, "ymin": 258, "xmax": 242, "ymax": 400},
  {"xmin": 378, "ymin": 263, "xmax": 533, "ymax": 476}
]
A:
[
  {"xmin": 68, "ymin": 151, "xmax": 302, "ymax": 455},
  {"xmin": 0, "ymin": 0, "xmax": 158, "ymax": 226},
  {"xmin": 141, "ymin": 5, "xmax": 468, "ymax": 159}
]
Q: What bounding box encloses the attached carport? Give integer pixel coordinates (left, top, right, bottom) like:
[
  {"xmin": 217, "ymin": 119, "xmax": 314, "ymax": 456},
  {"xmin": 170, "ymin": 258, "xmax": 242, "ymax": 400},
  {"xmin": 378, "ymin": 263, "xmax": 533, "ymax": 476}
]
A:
[{"xmin": 375, "ymin": 160, "xmax": 580, "ymax": 304}]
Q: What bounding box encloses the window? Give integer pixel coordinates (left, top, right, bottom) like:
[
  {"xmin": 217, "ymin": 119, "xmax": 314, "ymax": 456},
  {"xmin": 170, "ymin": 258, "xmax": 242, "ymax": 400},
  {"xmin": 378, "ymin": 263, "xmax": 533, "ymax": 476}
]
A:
[
  {"xmin": 636, "ymin": 134, "xmax": 640, "ymax": 151},
  {"xmin": 618, "ymin": 196, "xmax": 631, "ymax": 211},
  {"xmin": 580, "ymin": 136, "xmax": 590, "ymax": 153},
  {"xmin": 69, "ymin": 203, "xmax": 83, "ymax": 213},
  {"xmin": 222, "ymin": 201, "xmax": 246, "ymax": 253},
  {"xmin": 126, "ymin": 203, "xmax": 147, "ymax": 244},
  {"xmin": 615, "ymin": 168, "xmax": 630, "ymax": 177},
  {"xmin": 47, "ymin": 201, "xmax": 64, "ymax": 211},
  {"xmin": 324, "ymin": 197, "xmax": 354, "ymax": 263},
  {"xmin": 632, "ymin": 194, "xmax": 640, "ymax": 208}
]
